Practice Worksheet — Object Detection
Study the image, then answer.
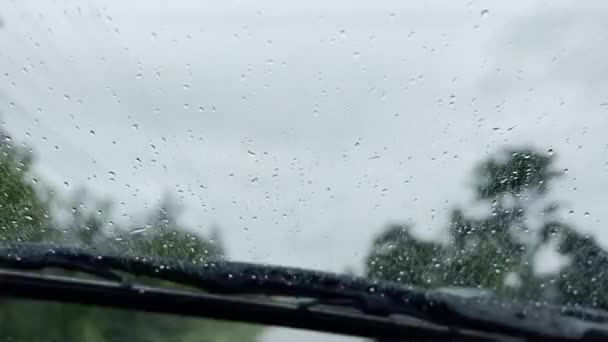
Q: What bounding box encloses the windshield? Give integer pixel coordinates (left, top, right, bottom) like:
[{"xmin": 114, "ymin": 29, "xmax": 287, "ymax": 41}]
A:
[{"xmin": 1, "ymin": 0, "xmax": 607, "ymax": 341}]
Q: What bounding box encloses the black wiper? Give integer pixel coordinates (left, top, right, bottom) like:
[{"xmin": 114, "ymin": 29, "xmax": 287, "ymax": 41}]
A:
[{"xmin": 0, "ymin": 242, "xmax": 607, "ymax": 341}]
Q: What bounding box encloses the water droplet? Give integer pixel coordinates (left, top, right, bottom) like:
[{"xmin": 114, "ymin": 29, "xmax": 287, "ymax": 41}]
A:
[
  {"xmin": 481, "ymin": 9, "xmax": 489, "ymax": 19},
  {"xmin": 352, "ymin": 52, "xmax": 360, "ymax": 58},
  {"xmin": 129, "ymin": 227, "xmax": 147, "ymax": 235},
  {"xmin": 132, "ymin": 124, "xmax": 139, "ymax": 131},
  {"xmin": 183, "ymin": 84, "xmax": 190, "ymax": 90}
]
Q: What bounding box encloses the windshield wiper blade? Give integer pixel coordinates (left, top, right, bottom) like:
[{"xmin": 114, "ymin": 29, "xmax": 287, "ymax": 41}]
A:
[
  {"xmin": 1, "ymin": 242, "xmax": 607, "ymax": 341},
  {"xmin": 0, "ymin": 267, "xmax": 506, "ymax": 341},
  {"xmin": 0, "ymin": 242, "xmax": 415, "ymax": 316}
]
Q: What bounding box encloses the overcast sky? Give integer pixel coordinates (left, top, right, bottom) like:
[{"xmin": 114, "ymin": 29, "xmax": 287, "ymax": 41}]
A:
[{"xmin": 2, "ymin": 1, "xmax": 608, "ymax": 339}]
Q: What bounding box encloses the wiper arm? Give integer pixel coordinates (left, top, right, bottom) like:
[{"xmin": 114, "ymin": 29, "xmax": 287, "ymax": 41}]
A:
[
  {"xmin": 1, "ymin": 242, "xmax": 607, "ymax": 341},
  {"xmin": 0, "ymin": 242, "xmax": 412, "ymax": 316}
]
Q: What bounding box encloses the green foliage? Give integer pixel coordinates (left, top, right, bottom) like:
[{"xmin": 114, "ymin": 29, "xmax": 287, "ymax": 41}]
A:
[
  {"xmin": 475, "ymin": 149, "xmax": 559, "ymax": 200},
  {"xmin": 446, "ymin": 208, "xmax": 527, "ymax": 292},
  {"xmin": 0, "ymin": 132, "xmax": 53, "ymax": 243},
  {"xmin": 114, "ymin": 197, "xmax": 222, "ymax": 264},
  {"xmin": 544, "ymin": 223, "xmax": 608, "ymax": 309},
  {"xmin": 367, "ymin": 224, "xmax": 447, "ymax": 286}
]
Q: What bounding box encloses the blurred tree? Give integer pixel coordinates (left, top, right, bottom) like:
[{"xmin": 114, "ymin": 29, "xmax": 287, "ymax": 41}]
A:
[
  {"xmin": 444, "ymin": 149, "xmax": 563, "ymax": 298},
  {"xmin": 0, "ymin": 129, "xmax": 53, "ymax": 242},
  {"xmin": 58, "ymin": 187, "xmax": 115, "ymax": 247},
  {"xmin": 539, "ymin": 220, "xmax": 608, "ymax": 309},
  {"xmin": 114, "ymin": 194, "xmax": 223, "ymax": 263},
  {"xmin": 366, "ymin": 148, "xmax": 572, "ymax": 301},
  {"xmin": 367, "ymin": 224, "xmax": 448, "ymax": 287}
]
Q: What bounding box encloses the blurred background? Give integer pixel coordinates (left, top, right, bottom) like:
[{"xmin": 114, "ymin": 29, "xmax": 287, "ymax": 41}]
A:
[{"xmin": 2, "ymin": 0, "xmax": 608, "ymax": 341}]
